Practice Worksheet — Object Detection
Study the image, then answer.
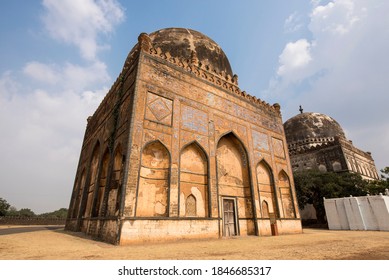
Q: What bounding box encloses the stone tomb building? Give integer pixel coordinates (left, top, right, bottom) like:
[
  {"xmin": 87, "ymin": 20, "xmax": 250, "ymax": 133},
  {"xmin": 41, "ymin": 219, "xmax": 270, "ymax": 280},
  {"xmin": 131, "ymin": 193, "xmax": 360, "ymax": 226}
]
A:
[
  {"xmin": 284, "ymin": 111, "xmax": 379, "ymax": 180},
  {"xmin": 66, "ymin": 28, "xmax": 302, "ymax": 244},
  {"xmin": 284, "ymin": 111, "xmax": 379, "ymax": 220}
]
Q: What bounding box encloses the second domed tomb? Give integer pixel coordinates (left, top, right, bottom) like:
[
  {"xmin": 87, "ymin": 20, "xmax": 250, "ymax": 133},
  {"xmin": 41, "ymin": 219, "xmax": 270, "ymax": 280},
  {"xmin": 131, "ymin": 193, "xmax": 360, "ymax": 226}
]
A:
[
  {"xmin": 65, "ymin": 28, "xmax": 302, "ymax": 244},
  {"xmin": 283, "ymin": 110, "xmax": 379, "ymax": 222},
  {"xmin": 284, "ymin": 111, "xmax": 378, "ymax": 180}
]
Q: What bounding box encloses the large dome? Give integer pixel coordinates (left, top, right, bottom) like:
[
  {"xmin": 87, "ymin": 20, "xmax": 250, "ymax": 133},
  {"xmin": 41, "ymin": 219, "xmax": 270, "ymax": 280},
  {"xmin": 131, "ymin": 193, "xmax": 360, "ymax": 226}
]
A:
[
  {"xmin": 148, "ymin": 28, "xmax": 233, "ymax": 76},
  {"xmin": 284, "ymin": 112, "xmax": 346, "ymax": 143}
]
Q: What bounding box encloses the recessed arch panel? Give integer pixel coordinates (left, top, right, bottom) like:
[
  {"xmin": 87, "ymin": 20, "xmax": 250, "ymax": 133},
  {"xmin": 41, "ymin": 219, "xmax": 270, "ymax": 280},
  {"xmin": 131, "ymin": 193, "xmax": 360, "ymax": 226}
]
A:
[
  {"xmin": 93, "ymin": 148, "xmax": 110, "ymax": 217},
  {"xmin": 136, "ymin": 141, "xmax": 170, "ymax": 217},
  {"xmin": 107, "ymin": 145, "xmax": 123, "ymax": 216},
  {"xmin": 84, "ymin": 142, "xmax": 100, "ymax": 217},
  {"xmin": 256, "ymin": 160, "xmax": 278, "ymax": 218},
  {"xmin": 278, "ymin": 170, "xmax": 296, "ymax": 218},
  {"xmin": 179, "ymin": 142, "xmax": 208, "ymax": 217},
  {"xmin": 216, "ymin": 133, "xmax": 254, "ymax": 235},
  {"xmin": 72, "ymin": 169, "xmax": 85, "ymax": 218}
]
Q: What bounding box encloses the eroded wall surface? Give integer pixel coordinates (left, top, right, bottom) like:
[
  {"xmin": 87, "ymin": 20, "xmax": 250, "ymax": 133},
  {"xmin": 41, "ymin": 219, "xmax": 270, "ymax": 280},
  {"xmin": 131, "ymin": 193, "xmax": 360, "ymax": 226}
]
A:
[
  {"xmin": 66, "ymin": 31, "xmax": 302, "ymax": 244},
  {"xmin": 65, "ymin": 49, "xmax": 139, "ymax": 243},
  {"xmin": 119, "ymin": 41, "xmax": 301, "ymax": 243}
]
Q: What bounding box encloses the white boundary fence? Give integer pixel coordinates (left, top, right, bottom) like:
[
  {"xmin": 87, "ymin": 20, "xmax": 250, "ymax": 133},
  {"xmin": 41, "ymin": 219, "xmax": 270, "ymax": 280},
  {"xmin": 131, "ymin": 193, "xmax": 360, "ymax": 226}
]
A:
[{"xmin": 324, "ymin": 191, "xmax": 389, "ymax": 231}]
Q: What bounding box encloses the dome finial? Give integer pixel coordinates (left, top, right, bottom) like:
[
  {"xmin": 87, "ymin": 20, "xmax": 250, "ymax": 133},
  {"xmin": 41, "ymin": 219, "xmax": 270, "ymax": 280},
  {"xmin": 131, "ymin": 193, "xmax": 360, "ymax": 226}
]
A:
[{"xmin": 299, "ymin": 105, "xmax": 304, "ymax": 114}]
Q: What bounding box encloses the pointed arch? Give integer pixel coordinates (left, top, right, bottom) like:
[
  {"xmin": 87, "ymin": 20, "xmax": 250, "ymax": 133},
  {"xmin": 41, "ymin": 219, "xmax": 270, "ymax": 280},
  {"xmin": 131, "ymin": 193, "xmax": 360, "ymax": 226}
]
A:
[
  {"xmin": 278, "ymin": 170, "xmax": 296, "ymax": 218},
  {"xmin": 71, "ymin": 169, "xmax": 86, "ymax": 218},
  {"xmin": 262, "ymin": 201, "xmax": 269, "ymax": 218},
  {"xmin": 256, "ymin": 160, "xmax": 278, "ymax": 218},
  {"xmin": 332, "ymin": 161, "xmax": 342, "ymax": 172},
  {"xmin": 107, "ymin": 144, "xmax": 124, "ymax": 216},
  {"xmin": 179, "ymin": 141, "xmax": 208, "ymax": 217},
  {"xmin": 216, "ymin": 132, "xmax": 255, "ymax": 235},
  {"xmin": 216, "ymin": 130, "xmax": 249, "ymax": 161},
  {"xmin": 69, "ymin": 175, "xmax": 79, "ymax": 219},
  {"xmin": 136, "ymin": 140, "xmax": 170, "ymax": 217},
  {"xmin": 83, "ymin": 141, "xmax": 101, "ymax": 217},
  {"xmin": 185, "ymin": 194, "xmax": 197, "ymax": 217},
  {"xmin": 92, "ymin": 147, "xmax": 110, "ymax": 217}
]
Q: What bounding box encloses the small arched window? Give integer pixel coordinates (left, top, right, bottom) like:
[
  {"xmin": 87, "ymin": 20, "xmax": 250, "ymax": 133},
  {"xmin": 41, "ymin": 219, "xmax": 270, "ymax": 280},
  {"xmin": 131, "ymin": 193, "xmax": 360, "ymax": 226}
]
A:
[
  {"xmin": 262, "ymin": 201, "xmax": 269, "ymax": 218},
  {"xmin": 186, "ymin": 194, "xmax": 196, "ymax": 217}
]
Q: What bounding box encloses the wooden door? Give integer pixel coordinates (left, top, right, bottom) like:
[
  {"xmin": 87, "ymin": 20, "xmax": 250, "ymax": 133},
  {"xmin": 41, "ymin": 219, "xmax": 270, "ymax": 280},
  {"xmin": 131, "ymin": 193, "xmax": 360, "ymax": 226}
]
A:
[{"xmin": 223, "ymin": 199, "xmax": 237, "ymax": 236}]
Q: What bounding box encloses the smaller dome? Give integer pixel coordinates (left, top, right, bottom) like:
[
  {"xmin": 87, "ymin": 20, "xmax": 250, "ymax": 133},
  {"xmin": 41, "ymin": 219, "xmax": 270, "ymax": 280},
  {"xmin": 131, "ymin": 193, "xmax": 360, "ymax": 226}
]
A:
[{"xmin": 284, "ymin": 112, "xmax": 345, "ymax": 143}]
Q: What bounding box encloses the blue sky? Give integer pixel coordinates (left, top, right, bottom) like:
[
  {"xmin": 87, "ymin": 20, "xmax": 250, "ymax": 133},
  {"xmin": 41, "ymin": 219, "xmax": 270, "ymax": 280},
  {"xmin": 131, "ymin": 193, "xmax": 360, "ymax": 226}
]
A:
[{"xmin": 1, "ymin": 0, "xmax": 388, "ymax": 213}]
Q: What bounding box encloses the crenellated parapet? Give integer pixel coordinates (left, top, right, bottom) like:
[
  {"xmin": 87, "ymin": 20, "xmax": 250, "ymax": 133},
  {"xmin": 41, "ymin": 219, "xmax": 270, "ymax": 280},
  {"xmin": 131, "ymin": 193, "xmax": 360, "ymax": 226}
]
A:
[
  {"xmin": 131, "ymin": 32, "xmax": 280, "ymax": 115},
  {"xmin": 287, "ymin": 136, "xmax": 339, "ymax": 155}
]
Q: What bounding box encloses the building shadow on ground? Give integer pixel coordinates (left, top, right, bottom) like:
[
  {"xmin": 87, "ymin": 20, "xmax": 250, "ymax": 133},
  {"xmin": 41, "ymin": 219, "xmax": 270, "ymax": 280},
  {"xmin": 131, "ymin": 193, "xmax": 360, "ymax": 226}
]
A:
[{"xmin": 0, "ymin": 225, "xmax": 64, "ymax": 236}]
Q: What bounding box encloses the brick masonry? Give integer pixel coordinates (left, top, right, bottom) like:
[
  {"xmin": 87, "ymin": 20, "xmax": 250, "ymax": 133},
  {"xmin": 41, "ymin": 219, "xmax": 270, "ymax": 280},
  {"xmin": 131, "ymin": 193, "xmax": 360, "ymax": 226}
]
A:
[{"xmin": 65, "ymin": 28, "xmax": 302, "ymax": 244}]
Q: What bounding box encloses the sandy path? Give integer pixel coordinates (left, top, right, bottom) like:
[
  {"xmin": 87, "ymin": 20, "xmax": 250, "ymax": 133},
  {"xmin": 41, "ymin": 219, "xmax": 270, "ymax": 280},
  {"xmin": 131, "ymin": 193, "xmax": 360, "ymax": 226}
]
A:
[{"xmin": 1, "ymin": 225, "xmax": 389, "ymax": 260}]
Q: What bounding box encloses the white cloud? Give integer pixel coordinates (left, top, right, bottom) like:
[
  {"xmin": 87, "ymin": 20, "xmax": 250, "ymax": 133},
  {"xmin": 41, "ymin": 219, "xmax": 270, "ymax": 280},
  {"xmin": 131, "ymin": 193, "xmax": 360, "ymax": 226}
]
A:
[
  {"xmin": 0, "ymin": 0, "xmax": 125, "ymax": 213},
  {"xmin": 23, "ymin": 60, "xmax": 110, "ymax": 91},
  {"xmin": 23, "ymin": 62, "xmax": 60, "ymax": 84},
  {"xmin": 284, "ymin": 12, "xmax": 303, "ymax": 33},
  {"xmin": 269, "ymin": 0, "xmax": 389, "ymax": 171},
  {"xmin": 42, "ymin": 0, "xmax": 124, "ymax": 61},
  {"xmin": 0, "ymin": 71, "xmax": 107, "ymax": 212},
  {"xmin": 277, "ymin": 39, "xmax": 312, "ymax": 76},
  {"xmin": 310, "ymin": 0, "xmax": 361, "ymax": 35},
  {"xmin": 62, "ymin": 61, "xmax": 110, "ymax": 90}
]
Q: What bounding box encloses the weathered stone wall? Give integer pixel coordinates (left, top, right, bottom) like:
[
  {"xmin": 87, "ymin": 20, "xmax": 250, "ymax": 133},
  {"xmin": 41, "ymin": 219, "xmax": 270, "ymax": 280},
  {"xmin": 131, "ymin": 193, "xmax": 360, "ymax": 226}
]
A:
[
  {"xmin": 119, "ymin": 45, "xmax": 301, "ymax": 241},
  {"xmin": 289, "ymin": 140, "xmax": 347, "ymax": 173},
  {"xmin": 120, "ymin": 219, "xmax": 219, "ymax": 244},
  {"xmin": 65, "ymin": 51, "xmax": 139, "ymax": 240},
  {"xmin": 66, "ymin": 29, "xmax": 302, "ymax": 244},
  {"xmin": 287, "ymin": 132, "xmax": 379, "ymax": 181},
  {"xmin": 275, "ymin": 219, "xmax": 303, "ymax": 234},
  {"xmin": 339, "ymin": 138, "xmax": 379, "ymax": 180}
]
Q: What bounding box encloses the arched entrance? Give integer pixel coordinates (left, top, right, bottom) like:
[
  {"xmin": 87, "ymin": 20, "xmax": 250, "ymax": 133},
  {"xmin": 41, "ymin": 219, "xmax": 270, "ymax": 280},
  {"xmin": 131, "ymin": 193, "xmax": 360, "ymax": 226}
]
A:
[{"xmin": 216, "ymin": 133, "xmax": 254, "ymax": 236}]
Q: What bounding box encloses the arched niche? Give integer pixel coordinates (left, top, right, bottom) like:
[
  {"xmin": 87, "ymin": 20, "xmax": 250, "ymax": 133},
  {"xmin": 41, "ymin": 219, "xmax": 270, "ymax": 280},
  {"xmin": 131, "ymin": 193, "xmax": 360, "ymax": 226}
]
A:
[
  {"xmin": 216, "ymin": 133, "xmax": 254, "ymax": 235},
  {"xmin": 136, "ymin": 141, "xmax": 170, "ymax": 217},
  {"xmin": 72, "ymin": 169, "xmax": 85, "ymax": 218},
  {"xmin": 257, "ymin": 160, "xmax": 278, "ymax": 218},
  {"xmin": 262, "ymin": 201, "xmax": 269, "ymax": 218},
  {"xmin": 179, "ymin": 142, "xmax": 208, "ymax": 217},
  {"xmin": 107, "ymin": 145, "xmax": 123, "ymax": 216},
  {"xmin": 93, "ymin": 148, "xmax": 110, "ymax": 217},
  {"xmin": 84, "ymin": 142, "xmax": 100, "ymax": 217},
  {"xmin": 332, "ymin": 161, "xmax": 341, "ymax": 172},
  {"xmin": 318, "ymin": 164, "xmax": 327, "ymax": 172},
  {"xmin": 278, "ymin": 170, "xmax": 296, "ymax": 218},
  {"xmin": 185, "ymin": 194, "xmax": 197, "ymax": 217}
]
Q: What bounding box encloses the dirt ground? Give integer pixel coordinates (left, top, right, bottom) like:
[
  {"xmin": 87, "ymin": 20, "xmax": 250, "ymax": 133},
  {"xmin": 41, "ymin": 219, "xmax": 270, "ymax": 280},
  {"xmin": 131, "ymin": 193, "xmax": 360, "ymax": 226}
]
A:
[{"xmin": 1, "ymin": 225, "xmax": 389, "ymax": 260}]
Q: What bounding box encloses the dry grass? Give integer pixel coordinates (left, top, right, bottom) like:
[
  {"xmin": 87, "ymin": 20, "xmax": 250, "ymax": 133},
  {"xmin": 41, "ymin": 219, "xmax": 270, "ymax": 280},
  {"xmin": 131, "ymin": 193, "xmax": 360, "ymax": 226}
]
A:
[{"xmin": 1, "ymin": 225, "xmax": 389, "ymax": 260}]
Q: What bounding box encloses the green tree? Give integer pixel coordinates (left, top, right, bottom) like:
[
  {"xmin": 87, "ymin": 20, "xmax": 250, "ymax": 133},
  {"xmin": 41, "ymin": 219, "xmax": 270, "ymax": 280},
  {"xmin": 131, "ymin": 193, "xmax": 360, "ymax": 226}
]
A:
[
  {"xmin": 363, "ymin": 167, "xmax": 389, "ymax": 195},
  {"xmin": 293, "ymin": 171, "xmax": 367, "ymax": 223},
  {"xmin": 39, "ymin": 208, "xmax": 68, "ymax": 219},
  {"xmin": 380, "ymin": 167, "xmax": 389, "ymax": 183},
  {"xmin": 6, "ymin": 206, "xmax": 19, "ymax": 216},
  {"xmin": 0, "ymin": 197, "xmax": 10, "ymax": 216},
  {"xmin": 17, "ymin": 208, "xmax": 35, "ymax": 217}
]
